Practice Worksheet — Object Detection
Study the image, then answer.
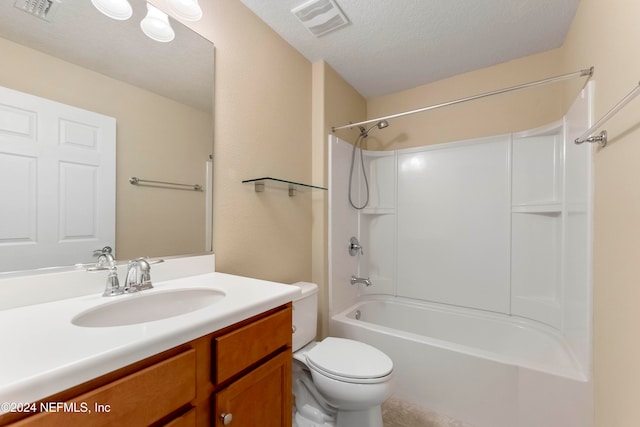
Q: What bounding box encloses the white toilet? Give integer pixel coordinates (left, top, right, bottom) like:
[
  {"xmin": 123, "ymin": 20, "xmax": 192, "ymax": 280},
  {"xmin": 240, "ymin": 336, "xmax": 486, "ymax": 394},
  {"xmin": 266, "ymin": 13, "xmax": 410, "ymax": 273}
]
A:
[{"xmin": 291, "ymin": 282, "xmax": 393, "ymax": 427}]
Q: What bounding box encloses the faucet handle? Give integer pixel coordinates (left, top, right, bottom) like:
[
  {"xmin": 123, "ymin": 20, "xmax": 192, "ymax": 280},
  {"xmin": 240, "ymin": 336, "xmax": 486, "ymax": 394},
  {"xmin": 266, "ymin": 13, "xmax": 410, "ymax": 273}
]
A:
[
  {"xmin": 91, "ymin": 247, "xmax": 116, "ymax": 269},
  {"xmin": 88, "ymin": 255, "xmax": 116, "ymax": 272},
  {"xmin": 87, "ymin": 247, "xmax": 122, "ymax": 297},
  {"xmin": 349, "ymin": 237, "xmax": 364, "ymax": 256},
  {"xmin": 93, "ymin": 246, "xmax": 114, "ymax": 257},
  {"xmin": 87, "ymin": 264, "xmax": 123, "ymax": 297},
  {"xmin": 97, "ymin": 253, "xmax": 115, "ymax": 267},
  {"xmin": 102, "ymin": 267, "xmax": 123, "ymax": 297}
]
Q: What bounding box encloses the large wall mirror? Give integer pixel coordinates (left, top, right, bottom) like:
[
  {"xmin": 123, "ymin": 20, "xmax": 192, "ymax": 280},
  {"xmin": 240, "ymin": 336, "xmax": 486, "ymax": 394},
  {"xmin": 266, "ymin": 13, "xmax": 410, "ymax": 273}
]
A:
[{"xmin": 0, "ymin": 0, "xmax": 214, "ymax": 273}]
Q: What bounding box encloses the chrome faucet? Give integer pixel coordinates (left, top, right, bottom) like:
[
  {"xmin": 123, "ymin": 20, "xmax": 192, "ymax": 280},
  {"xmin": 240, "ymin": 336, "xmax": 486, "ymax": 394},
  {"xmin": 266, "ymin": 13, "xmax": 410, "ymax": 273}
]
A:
[
  {"xmin": 88, "ymin": 251, "xmax": 164, "ymax": 296},
  {"xmin": 124, "ymin": 258, "xmax": 164, "ymax": 293},
  {"xmin": 124, "ymin": 258, "xmax": 150, "ymax": 293},
  {"xmin": 350, "ymin": 275, "xmax": 372, "ymax": 287}
]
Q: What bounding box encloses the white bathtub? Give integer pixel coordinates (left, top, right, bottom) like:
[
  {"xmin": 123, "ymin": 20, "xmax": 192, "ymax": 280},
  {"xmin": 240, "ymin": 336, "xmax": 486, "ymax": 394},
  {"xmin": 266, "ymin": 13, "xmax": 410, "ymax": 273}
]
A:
[{"xmin": 330, "ymin": 296, "xmax": 592, "ymax": 427}]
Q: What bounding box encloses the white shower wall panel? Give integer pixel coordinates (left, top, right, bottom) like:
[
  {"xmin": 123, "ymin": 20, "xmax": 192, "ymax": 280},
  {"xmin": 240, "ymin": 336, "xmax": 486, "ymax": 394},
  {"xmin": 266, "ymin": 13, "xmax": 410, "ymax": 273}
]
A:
[
  {"xmin": 511, "ymin": 212, "xmax": 562, "ymax": 327},
  {"xmin": 396, "ymin": 137, "xmax": 511, "ymax": 313},
  {"xmin": 362, "ymin": 150, "xmax": 396, "ymax": 211},
  {"xmin": 561, "ymin": 83, "xmax": 593, "ymax": 372},
  {"xmin": 359, "ymin": 213, "xmax": 395, "ymax": 295},
  {"xmin": 512, "ymin": 135, "xmax": 561, "ymax": 205},
  {"xmin": 359, "ymin": 151, "xmax": 396, "ymax": 296},
  {"xmin": 328, "ymin": 136, "xmax": 360, "ymax": 314}
]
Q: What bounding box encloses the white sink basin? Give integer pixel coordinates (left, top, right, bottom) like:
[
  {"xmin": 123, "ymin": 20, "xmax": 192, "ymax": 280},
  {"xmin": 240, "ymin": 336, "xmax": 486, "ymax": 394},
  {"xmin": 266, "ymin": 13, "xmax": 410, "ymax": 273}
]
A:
[{"xmin": 72, "ymin": 288, "xmax": 226, "ymax": 327}]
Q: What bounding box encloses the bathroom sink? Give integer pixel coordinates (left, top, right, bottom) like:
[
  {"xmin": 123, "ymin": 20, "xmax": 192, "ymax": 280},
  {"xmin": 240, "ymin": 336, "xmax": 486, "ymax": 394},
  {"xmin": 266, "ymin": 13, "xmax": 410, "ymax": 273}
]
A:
[{"xmin": 72, "ymin": 288, "xmax": 226, "ymax": 327}]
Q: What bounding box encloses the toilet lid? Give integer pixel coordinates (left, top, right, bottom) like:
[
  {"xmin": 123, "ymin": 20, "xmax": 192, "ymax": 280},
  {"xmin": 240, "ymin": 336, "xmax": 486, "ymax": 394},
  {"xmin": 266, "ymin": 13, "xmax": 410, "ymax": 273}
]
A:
[{"xmin": 305, "ymin": 337, "xmax": 393, "ymax": 381}]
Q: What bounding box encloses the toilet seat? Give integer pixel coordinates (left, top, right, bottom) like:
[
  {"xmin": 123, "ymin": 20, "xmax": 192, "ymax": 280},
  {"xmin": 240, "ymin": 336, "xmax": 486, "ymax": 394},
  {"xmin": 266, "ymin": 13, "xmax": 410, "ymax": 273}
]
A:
[{"xmin": 305, "ymin": 337, "xmax": 393, "ymax": 384}]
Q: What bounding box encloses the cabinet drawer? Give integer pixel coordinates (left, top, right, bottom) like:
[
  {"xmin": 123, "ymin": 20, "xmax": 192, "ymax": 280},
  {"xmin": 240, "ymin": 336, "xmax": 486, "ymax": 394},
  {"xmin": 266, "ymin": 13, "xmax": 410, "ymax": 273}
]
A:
[
  {"xmin": 13, "ymin": 349, "xmax": 196, "ymax": 427},
  {"xmin": 163, "ymin": 407, "xmax": 196, "ymax": 427},
  {"xmin": 213, "ymin": 306, "xmax": 291, "ymax": 384}
]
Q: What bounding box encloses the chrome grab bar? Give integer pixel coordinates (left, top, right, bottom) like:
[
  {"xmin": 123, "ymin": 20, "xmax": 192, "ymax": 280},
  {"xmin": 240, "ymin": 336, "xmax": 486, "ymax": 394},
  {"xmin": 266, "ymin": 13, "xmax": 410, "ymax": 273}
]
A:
[{"xmin": 129, "ymin": 176, "xmax": 202, "ymax": 191}]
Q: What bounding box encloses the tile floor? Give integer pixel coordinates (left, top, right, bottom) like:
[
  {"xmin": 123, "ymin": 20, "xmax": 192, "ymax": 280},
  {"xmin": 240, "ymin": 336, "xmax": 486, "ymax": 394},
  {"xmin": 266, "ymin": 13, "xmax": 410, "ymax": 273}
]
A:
[{"xmin": 382, "ymin": 397, "xmax": 474, "ymax": 427}]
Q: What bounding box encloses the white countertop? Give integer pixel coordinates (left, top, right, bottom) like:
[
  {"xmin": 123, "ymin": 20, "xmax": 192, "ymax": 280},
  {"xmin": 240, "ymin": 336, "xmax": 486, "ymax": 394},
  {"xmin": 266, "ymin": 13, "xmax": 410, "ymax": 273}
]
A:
[{"xmin": 0, "ymin": 272, "xmax": 299, "ymax": 411}]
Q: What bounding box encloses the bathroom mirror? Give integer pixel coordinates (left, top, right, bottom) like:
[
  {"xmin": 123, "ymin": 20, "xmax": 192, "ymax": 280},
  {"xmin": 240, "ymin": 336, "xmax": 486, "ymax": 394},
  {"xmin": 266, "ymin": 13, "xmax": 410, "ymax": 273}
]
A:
[{"xmin": 0, "ymin": 0, "xmax": 214, "ymax": 273}]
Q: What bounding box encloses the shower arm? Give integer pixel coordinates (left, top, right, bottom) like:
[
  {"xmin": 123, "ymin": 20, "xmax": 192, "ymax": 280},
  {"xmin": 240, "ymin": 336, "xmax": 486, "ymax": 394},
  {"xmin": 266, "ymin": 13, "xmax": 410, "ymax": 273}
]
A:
[{"xmin": 331, "ymin": 67, "xmax": 593, "ymax": 132}]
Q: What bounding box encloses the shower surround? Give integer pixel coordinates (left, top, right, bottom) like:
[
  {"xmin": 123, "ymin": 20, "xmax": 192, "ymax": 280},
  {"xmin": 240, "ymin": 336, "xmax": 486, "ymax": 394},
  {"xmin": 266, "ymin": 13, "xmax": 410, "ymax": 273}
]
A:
[{"xmin": 328, "ymin": 84, "xmax": 594, "ymax": 427}]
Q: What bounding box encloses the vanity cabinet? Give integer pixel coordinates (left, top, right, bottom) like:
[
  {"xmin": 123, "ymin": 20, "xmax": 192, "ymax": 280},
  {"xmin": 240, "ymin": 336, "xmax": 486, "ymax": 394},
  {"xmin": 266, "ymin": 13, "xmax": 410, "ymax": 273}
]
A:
[
  {"xmin": 214, "ymin": 351, "xmax": 291, "ymax": 427},
  {"xmin": 0, "ymin": 303, "xmax": 292, "ymax": 427},
  {"xmin": 212, "ymin": 305, "xmax": 292, "ymax": 426}
]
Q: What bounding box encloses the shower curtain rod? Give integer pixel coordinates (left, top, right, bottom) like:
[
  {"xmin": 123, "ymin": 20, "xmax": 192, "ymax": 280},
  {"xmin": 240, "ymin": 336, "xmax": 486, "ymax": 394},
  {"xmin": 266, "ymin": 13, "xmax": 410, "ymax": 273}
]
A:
[
  {"xmin": 331, "ymin": 67, "xmax": 594, "ymax": 132},
  {"xmin": 574, "ymin": 81, "xmax": 640, "ymax": 148}
]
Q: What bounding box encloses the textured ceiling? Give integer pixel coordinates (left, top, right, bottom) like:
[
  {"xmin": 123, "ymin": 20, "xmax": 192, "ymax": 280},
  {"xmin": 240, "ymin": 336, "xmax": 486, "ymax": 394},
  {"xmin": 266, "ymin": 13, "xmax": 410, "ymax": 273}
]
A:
[
  {"xmin": 239, "ymin": 0, "xmax": 581, "ymax": 98},
  {"xmin": 0, "ymin": 0, "xmax": 213, "ymax": 112}
]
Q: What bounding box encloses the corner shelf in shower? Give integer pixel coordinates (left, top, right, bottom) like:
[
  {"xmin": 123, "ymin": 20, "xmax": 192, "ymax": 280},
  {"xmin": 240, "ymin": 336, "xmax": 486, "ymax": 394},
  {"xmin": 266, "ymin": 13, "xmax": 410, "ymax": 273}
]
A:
[
  {"xmin": 361, "ymin": 207, "xmax": 395, "ymax": 215},
  {"xmin": 242, "ymin": 177, "xmax": 327, "ymax": 196},
  {"xmin": 511, "ymin": 201, "xmax": 562, "ymax": 214}
]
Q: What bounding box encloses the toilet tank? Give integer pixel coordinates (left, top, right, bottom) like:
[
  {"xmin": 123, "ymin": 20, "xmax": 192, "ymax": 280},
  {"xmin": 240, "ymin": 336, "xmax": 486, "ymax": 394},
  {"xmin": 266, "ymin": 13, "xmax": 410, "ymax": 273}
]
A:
[{"xmin": 291, "ymin": 282, "xmax": 318, "ymax": 352}]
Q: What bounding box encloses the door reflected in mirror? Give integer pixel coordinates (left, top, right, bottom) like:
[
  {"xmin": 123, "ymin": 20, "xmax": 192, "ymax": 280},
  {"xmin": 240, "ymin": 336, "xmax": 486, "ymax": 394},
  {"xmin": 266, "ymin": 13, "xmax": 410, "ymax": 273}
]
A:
[{"xmin": 0, "ymin": 0, "xmax": 214, "ymax": 273}]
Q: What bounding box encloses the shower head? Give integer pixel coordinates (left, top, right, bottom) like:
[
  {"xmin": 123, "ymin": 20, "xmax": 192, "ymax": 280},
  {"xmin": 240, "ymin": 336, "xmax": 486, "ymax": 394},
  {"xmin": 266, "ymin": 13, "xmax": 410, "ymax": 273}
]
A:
[{"xmin": 360, "ymin": 120, "xmax": 390, "ymax": 138}]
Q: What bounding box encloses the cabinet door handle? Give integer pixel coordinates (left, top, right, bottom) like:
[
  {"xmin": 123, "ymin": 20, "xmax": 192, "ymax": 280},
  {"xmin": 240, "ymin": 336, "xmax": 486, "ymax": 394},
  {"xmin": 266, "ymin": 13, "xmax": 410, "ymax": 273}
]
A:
[{"xmin": 220, "ymin": 413, "xmax": 233, "ymax": 425}]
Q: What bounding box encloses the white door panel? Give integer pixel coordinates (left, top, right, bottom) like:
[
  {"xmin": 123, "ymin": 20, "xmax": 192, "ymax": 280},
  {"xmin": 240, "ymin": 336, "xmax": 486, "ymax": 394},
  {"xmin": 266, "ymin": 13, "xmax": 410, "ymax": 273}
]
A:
[
  {"xmin": 0, "ymin": 103, "xmax": 37, "ymax": 142},
  {"xmin": 0, "ymin": 153, "xmax": 37, "ymax": 242},
  {"xmin": 0, "ymin": 86, "xmax": 115, "ymax": 272}
]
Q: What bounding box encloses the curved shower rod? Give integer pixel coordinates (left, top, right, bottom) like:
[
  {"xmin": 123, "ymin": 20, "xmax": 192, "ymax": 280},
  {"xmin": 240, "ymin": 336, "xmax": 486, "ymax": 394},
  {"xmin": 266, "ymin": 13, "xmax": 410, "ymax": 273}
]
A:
[
  {"xmin": 574, "ymin": 81, "xmax": 640, "ymax": 148},
  {"xmin": 331, "ymin": 67, "xmax": 594, "ymax": 133}
]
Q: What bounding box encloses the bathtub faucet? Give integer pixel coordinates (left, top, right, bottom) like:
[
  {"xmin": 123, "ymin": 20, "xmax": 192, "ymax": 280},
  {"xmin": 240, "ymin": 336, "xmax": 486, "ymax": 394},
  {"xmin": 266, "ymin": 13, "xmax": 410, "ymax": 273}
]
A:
[{"xmin": 350, "ymin": 275, "xmax": 372, "ymax": 287}]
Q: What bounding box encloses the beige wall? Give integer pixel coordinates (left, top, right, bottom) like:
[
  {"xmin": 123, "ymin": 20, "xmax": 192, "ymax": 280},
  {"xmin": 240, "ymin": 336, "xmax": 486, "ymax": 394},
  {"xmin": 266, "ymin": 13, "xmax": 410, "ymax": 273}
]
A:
[
  {"xmin": 562, "ymin": 0, "xmax": 640, "ymax": 425},
  {"xmin": 365, "ymin": 47, "xmax": 567, "ymax": 150},
  {"xmin": 206, "ymin": 0, "xmax": 313, "ymax": 283},
  {"xmin": 0, "ymin": 37, "xmax": 211, "ymax": 261}
]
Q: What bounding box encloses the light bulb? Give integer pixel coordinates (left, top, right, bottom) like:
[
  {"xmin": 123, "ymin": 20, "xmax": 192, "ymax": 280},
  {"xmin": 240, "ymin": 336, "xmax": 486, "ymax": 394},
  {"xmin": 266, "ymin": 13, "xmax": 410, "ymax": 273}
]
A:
[
  {"xmin": 90, "ymin": 0, "xmax": 132, "ymax": 20},
  {"xmin": 140, "ymin": 3, "xmax": 175, "ymax": 43},
  {"xmin": 166, "ymin": 0, "xmax": 202, "ymax": 21}
]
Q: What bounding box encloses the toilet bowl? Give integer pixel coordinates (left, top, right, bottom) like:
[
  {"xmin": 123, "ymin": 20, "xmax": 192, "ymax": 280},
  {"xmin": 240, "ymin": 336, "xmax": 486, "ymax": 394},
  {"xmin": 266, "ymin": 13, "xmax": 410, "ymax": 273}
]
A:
[{"xmin": 291, "ymin": 282, "xmax": 393, "ymax": 427}]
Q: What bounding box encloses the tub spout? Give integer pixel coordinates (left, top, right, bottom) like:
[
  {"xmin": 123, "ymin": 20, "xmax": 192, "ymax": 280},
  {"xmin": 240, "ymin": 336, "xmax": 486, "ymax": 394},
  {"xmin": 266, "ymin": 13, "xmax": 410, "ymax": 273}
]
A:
[{"xmin": 350, "ymin": 275, "xmax": 372, "ymax": 286}]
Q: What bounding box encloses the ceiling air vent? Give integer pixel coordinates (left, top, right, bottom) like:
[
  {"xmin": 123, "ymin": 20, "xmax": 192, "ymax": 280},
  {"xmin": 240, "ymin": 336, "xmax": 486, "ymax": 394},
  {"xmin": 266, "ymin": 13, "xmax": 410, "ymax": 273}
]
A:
[
  {"xmin": 14, "ymin": 0, "xmax": 61, "ymax": 22},
  {"xmin": 292, "ymin": 0, "xmax": 349, "ymax": 37}
]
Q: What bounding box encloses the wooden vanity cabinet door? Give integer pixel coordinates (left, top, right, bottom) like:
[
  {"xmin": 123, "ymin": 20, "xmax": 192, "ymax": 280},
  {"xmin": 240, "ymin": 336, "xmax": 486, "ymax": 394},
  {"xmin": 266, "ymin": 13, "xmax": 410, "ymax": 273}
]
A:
[{"xmin": 213, "ymin": 350, "xmax": 292, "ymax": 427}]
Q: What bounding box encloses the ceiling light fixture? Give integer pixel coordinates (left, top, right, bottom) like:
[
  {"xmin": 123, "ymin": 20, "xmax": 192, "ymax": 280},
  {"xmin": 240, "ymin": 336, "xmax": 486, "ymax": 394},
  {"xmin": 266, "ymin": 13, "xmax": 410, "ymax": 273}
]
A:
[
  {"xmin": 90, "ymin": 0, "xmax": 132, "ymax": 20},
  {"xmin": 166, "ymin": 0, "xmax": 202, "ymax": 21},
  {"xmin": 140, "ymin": 3, "xmax": 175, "ymax": 42}
]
